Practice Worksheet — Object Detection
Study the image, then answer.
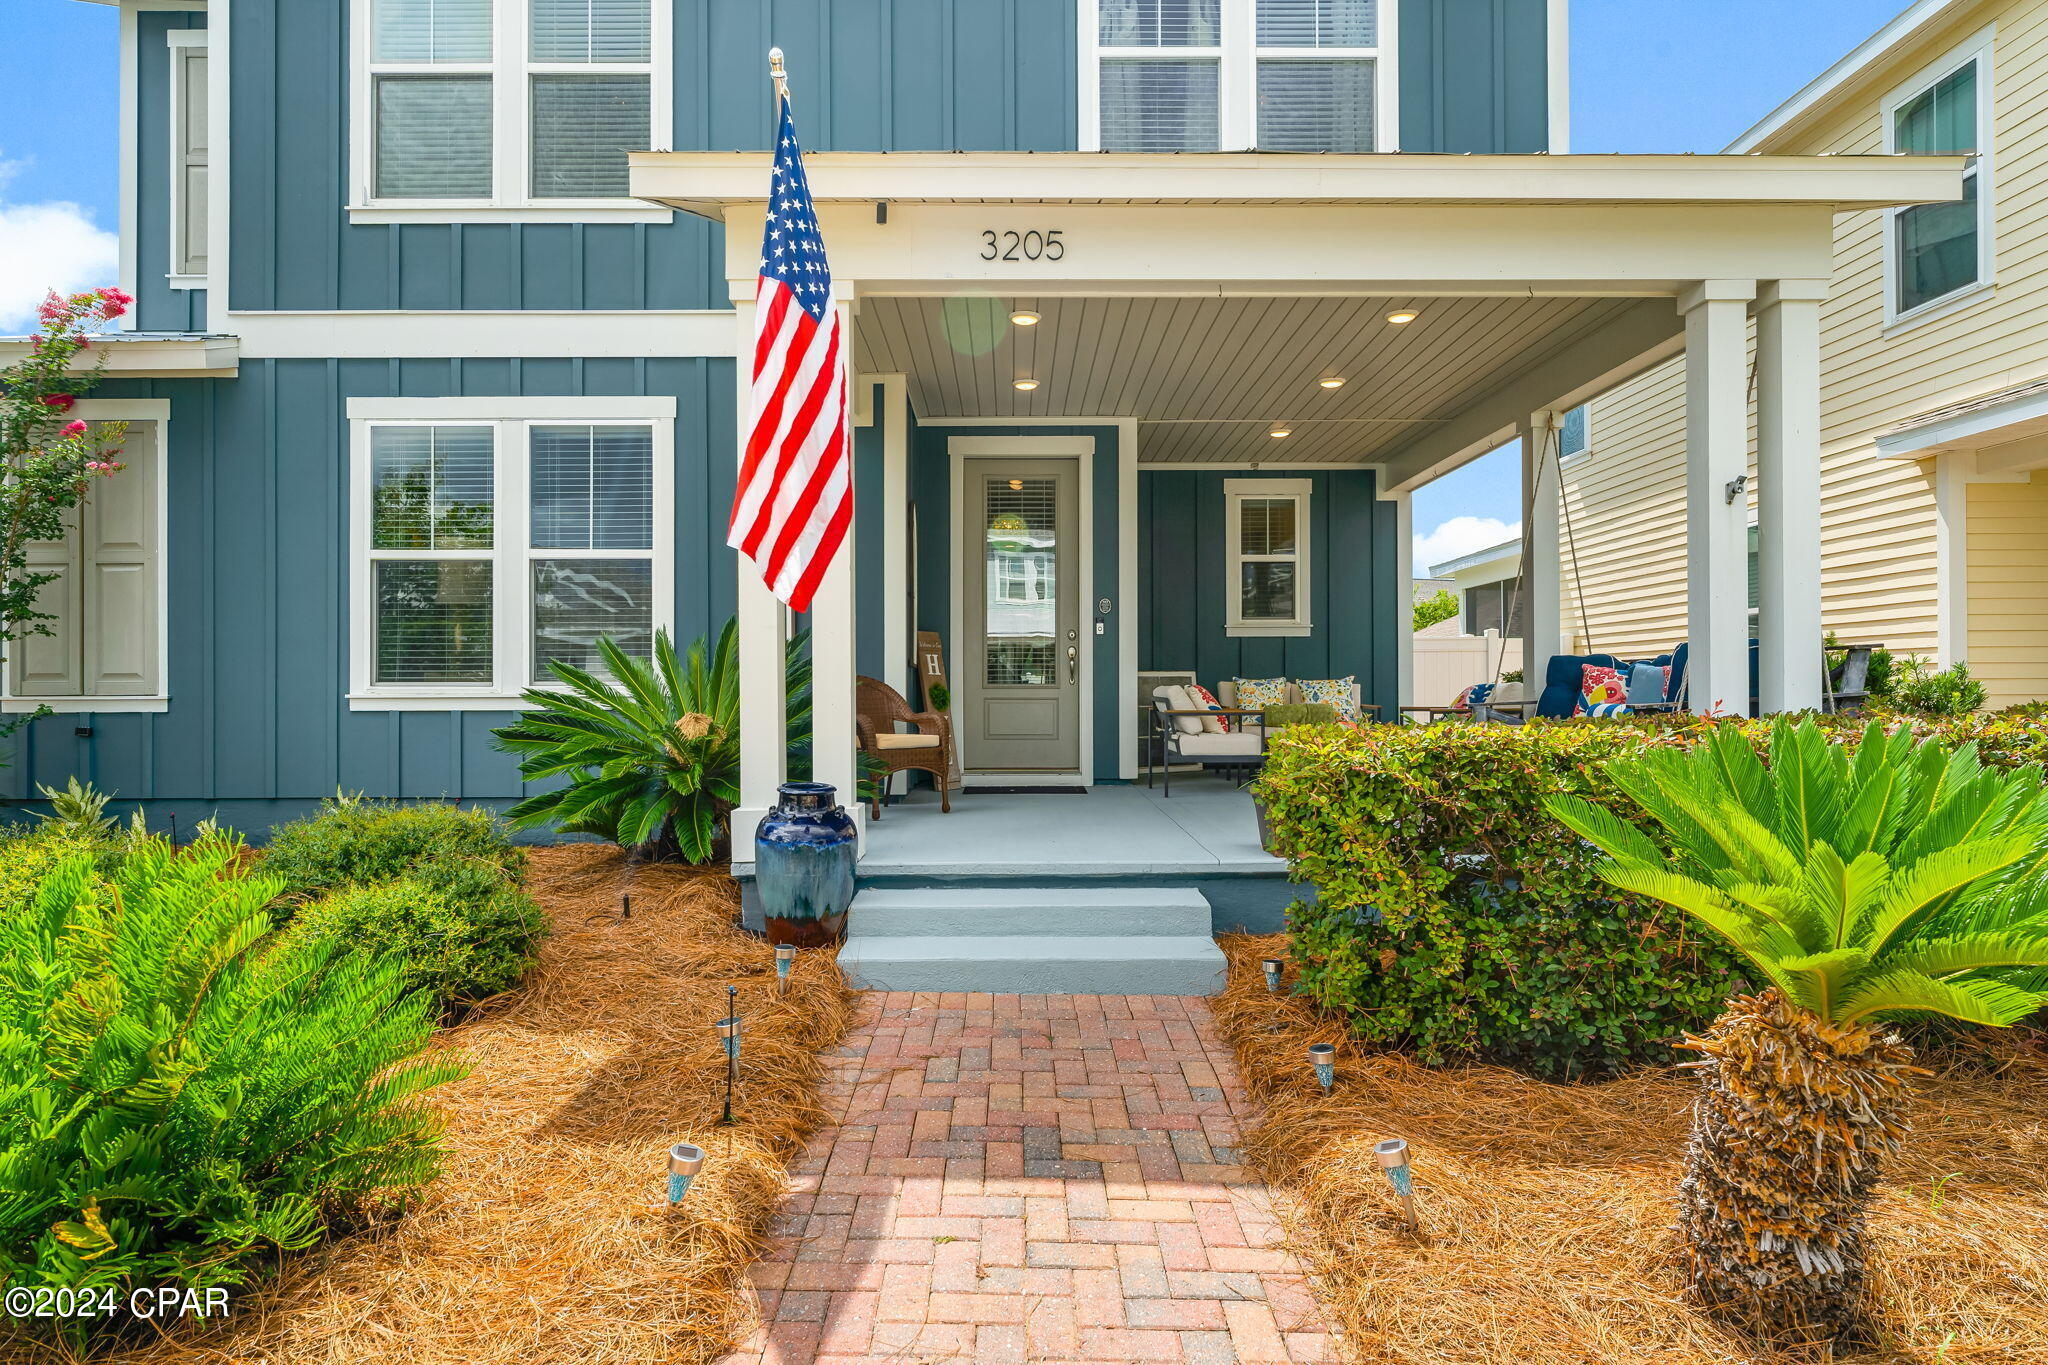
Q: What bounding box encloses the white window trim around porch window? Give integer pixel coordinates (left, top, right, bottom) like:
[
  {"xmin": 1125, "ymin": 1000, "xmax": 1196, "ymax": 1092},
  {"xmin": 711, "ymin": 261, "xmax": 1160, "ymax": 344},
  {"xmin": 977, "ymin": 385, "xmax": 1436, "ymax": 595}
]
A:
[
  {"xmin": 1078, "ymin": 0, "xmax": 1399, "ymax": 153},
  {"xmin": 2, "ymin": 400, "xmax": 173, "ymax": 715},
  {"xmin": 347, "ymin": 0, "xmax": 675, "ymax": 225},
  {"xmin": 1224, "ymin": 476, "xmax": 1312, "ymax": 638},
  {"xmin": 1881, "ymin": 25, "xmax": 1996, "ymax": 332},
  {"xmin": 346, "ymin": 395, "xmax": 675, "ymax": 710}
]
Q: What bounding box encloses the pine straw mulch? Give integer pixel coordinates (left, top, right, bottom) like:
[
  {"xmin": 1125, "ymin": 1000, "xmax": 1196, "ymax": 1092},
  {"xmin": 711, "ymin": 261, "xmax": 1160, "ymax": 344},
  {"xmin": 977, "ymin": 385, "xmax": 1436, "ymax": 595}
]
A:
[
  {"xmin": 34, "ymin": 844, "xmax": 855, "ymax": 1365},
  {"xmin": 1211, "ymin": 933, "xmax": 2048, "ymax": 1365}
]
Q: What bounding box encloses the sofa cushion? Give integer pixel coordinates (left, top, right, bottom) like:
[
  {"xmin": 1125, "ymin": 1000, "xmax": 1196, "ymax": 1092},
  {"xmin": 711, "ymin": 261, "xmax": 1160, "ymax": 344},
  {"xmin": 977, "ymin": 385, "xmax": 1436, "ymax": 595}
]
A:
[
  {"xmin": 874, "ymin": 733, "xmax": 941, "ymax": 750},
  {"xmin": 1172, "ymin": 732, "xmax": 1266, "ymax": 758}
]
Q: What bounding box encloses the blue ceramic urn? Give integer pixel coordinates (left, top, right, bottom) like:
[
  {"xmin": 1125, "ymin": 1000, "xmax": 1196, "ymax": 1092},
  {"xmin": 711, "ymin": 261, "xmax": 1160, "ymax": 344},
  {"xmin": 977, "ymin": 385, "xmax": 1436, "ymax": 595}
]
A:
[{"xmin": 754, "ymin": 781, "xmax": 857, "ymax": 946}]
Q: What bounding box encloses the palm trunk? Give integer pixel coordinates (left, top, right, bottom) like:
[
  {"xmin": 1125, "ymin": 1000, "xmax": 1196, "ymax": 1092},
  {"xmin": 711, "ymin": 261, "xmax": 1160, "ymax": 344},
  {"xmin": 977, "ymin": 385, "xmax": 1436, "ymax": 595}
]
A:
[{"xmin": 1676, "ymin": 989, "xmax": 1920, "ymax": 1346}]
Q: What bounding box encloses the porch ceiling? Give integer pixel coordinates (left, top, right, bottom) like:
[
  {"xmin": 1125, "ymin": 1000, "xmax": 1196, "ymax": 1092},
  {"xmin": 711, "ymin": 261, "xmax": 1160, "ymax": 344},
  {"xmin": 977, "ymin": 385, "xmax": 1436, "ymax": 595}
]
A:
[{"xmin": 853, "ymin": 293, "xmax": 1640, "ymax": 466}]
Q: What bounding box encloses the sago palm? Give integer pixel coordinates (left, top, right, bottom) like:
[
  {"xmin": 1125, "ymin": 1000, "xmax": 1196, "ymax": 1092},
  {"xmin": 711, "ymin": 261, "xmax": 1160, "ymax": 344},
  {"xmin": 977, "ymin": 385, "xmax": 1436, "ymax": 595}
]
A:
[{"xmin": 1548, "ymin": 718, "xmax": 2048, "ymax": 1345}]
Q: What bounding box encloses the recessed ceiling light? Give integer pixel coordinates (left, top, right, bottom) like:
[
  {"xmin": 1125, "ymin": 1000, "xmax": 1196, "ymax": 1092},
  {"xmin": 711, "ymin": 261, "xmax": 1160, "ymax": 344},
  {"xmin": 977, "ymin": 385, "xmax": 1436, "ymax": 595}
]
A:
[
  {"xmin": 1009, "ymin": 479, "xmax": 1024, "ymax": 491},
  {"xmin": 1386, "ymin": 310, "xmax": 1419, "ymax": 325},
  {"xmin": 1319, "ymin": 377, "xmax": 1346, "ymax": 389},
  {"xmin": 1010, "ymin": 310, "xmax": 1041, "ymax": 326},
  {"xmin": 1269, "ymin": 427, "xmax": 1292, "ymax": 438},
  {"xmin": 1013, "ymin": 378, "xmax": 1039, "ymax": 391}
]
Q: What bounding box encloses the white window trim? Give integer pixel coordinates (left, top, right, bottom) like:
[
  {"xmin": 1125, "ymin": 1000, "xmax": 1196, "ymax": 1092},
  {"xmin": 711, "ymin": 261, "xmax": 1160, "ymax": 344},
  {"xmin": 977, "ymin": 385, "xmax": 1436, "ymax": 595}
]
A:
[
  {"xmin": 348, "ymin": 0, "xmax": 675, "ymax": 224},
  {"xmin": 166, "ymin": 28, "xmax": 210, "ymax": 289},
  {"xmin": 1882, "ymin": 26, "xmax": 1996, "ymax": 331},
  {"xmin": 1225, "ymin": 476, "xmax": 1312, "ymax": 637},
  {"xmin": 1, "ymin": 400, "xmax": 173, "ymax": 715},
  {"xmin": 346, "ymin": 395, "xmax": 675, "ymax": 709},
  {"xmin": 1079, "ymin": 0, "xmax": 1398, "ymax": 153}
]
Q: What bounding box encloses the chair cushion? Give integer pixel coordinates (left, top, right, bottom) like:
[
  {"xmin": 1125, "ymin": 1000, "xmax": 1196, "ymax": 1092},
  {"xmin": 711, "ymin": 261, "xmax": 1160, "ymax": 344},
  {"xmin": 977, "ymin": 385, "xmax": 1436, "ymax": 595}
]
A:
[
  {"xmin": 1297, "ymin": 676, "xmax": 1359, "ymax": 723},
  {"xmin": 874, "ymin": 733, "xmax": 942, "ymax": 750},
  {"xmin": 1173, "ymin": 732, "xmax": 1266, "ymax": 757},
  {"xmin": 1185, "ymin": 682, "xmax": 1230, "ymax": 733},
  {"xmin": 1624, "ymin": 662, "xmax": 1670, "ymax": 706},
  {"xmin": 1232, "ymin": 677, "xmax": 1289, "ymax": 712},
  {"xmin": 1159, "ymin": 685, "xmax": 1206, "ymax": 734}
]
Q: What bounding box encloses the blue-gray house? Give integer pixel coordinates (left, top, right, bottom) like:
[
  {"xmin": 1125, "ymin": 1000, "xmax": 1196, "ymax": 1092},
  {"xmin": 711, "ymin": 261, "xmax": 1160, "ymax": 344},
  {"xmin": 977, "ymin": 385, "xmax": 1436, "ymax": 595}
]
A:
[{"xmin": 5, "ymin": 0, "xmax": 1953, "ymax": 985}]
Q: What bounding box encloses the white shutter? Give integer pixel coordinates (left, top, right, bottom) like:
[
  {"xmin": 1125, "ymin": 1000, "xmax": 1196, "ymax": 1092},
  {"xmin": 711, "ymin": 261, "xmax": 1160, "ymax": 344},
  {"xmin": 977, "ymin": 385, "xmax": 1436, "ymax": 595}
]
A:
[
  {"xmin": 85, "ymin": 421, "xmax": 161, "ymax": 697},
  {"xmin": 372, "ymin": 0, "xmax": 493, "ymax": 62},
  {"xmin": 10, "ymin": 507, "xmax": 83, "ymax": 698},
  {"xmin": 531, "ymin": 0, "xmax": 651, "ymax": 62},
  {"xmin": 1256, "ymin": 0, "xmax": 1376, "ymax": 47},
  {"xmin": 173, "ymin": 45, "xmax": 209, "ymax": 276}
]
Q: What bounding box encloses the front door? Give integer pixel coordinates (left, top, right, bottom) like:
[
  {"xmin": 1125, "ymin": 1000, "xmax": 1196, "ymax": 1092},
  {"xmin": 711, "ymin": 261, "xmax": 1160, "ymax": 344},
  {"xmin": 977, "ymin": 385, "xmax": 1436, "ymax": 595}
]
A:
[{"xmin": 960, "ymin": 457, "xmax": 1081, "ymax": 772}]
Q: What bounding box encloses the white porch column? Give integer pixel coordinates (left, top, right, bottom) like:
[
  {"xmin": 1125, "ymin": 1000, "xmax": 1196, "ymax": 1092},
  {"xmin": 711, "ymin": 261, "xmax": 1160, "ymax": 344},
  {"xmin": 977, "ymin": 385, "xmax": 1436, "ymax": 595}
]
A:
[
  {"xmin": 1933, "ymin": 452, "xmax": 1971, "ymax": 667},
  {"xmin": 1519, "ymin": 410, "xmax": 1565, "ymax": 672},
  {"xmin": 732, "ymin": 296, "xmax": 788, "ymax": 853},
  {"xmin": 1392, "ymin": 487, "xmax": 1415, "ymax": 709},
  {"xmin": 1754, "ymin": 280, "xmax": 1827, "ymax": 712},
  {"xmin": 809, "ymin": 296, "xmax": 863, "ymax": 839},
  {"xmin": 1681, "ymin": 280, "xmax": 1758, "ymax": 716}
]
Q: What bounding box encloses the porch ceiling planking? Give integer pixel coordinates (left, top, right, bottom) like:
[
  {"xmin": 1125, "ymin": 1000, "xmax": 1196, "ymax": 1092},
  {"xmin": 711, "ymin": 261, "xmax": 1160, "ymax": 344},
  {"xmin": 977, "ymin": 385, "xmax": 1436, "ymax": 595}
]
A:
[{"xmin": 852, "ymin": 293, "xmax": 1642, "ymax": 466}]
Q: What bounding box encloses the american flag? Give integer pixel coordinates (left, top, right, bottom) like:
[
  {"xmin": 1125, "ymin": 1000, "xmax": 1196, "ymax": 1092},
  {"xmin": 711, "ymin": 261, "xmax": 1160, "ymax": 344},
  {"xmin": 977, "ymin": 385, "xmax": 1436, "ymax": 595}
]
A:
[{"xmin": 727, "ymin": 86, "xmax": 849, "ymax": 614}]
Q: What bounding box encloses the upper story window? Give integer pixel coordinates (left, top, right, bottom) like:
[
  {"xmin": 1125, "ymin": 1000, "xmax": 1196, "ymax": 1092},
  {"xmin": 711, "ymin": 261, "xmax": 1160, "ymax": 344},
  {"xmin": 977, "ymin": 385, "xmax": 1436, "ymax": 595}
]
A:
[
  {"xmin": 1884, "ymin": 33, "xmax": 1994, "ymax": 323},
  {"xmin": 355, "ymin": 0, "xmax": 671, "ymax": 220},
  {"xmin": 1085, "ymin": 0, "xmax": 1391, "ymax": 153}
]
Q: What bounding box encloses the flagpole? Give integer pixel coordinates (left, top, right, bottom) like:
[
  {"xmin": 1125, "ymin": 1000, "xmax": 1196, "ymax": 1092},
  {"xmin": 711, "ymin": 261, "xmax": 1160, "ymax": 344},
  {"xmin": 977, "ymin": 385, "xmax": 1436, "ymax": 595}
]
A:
[{"xmin": 769, "ymin": 47, "xmax": 789, "ymax": 104}]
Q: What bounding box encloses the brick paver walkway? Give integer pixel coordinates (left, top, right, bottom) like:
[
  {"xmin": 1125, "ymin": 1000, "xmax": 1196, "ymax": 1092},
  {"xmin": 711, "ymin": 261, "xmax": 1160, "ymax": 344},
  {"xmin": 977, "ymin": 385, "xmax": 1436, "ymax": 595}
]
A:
[{"xmin": 726, "ymin": 992, "xmax": 1334, "ymax": 1365}]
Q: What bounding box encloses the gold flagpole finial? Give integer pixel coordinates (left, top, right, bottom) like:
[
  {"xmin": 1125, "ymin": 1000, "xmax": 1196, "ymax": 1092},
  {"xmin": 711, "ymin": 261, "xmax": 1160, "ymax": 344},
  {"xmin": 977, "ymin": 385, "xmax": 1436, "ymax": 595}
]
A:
[{"xmin": 768, "ymin": 47, "xmax": 790, "ymax": 102}]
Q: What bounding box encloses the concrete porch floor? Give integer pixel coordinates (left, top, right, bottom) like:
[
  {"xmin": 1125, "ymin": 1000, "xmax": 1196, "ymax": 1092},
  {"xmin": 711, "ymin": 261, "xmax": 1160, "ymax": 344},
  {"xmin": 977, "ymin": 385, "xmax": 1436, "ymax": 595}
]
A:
[{"xmin": 861, "ymin": 773, "xmax": 1282, "ymax": 879}]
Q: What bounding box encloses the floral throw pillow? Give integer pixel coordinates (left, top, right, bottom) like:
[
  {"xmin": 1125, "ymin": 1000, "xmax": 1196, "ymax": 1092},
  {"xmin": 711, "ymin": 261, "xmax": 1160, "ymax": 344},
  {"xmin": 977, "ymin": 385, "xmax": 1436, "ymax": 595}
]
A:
[
  {"xmin": 1233, "ymin": 677, "xmax": 1289, "ymax": 719},
  {"xmin": 1186, "ymin": 682, "xmax": 1231, "ymax": 733},
  {"xmin": 1298, "ymin": 677, "xmax": 1359, "ymax": 723},
  {"xmin": 1574, "ymin": 664, "xmax": 1627, "ymax": 716}
]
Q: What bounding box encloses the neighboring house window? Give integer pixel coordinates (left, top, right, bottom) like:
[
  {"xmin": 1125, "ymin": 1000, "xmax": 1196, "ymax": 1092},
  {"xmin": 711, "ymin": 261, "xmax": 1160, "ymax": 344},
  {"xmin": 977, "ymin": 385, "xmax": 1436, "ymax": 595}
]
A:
[
  {"xmin": 347, "ymin": 398, "xmax": 674, "ymax": 706},
  {"xmin": 1885, "ymin": 34, "xmax": 1993, "ymax": 320},
  {"xmin": 1558, "ymin": 404, "xmax": 1588, "ymax": 460},
  {"xmin": 1225, "ymin": 478, "xmax": 1311, "ymax": 636},
  {"xmin": 167, "ymin": 30, "xmax": 209, "ymax": 286},
  {"xmin": 4, "ymin": 403, "xmax": 169, "ymax": 712},
  {"xmin": 357, "ymin": 0, "xmax": 669, "ymax": 215},
  {"xmin": 1087, "ymin": 0, "xmax": 1389, "ymax": 153},
  {"xmin": 1462, "ymin": 577, "xmax": 1523, "ymax": 637}
]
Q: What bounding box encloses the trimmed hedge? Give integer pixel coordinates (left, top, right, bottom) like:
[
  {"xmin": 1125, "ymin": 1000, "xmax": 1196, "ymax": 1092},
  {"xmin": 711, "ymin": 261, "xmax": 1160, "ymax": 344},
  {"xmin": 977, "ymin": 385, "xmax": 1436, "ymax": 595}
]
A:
[
  {"xmin": 289, "ymin": 866, "xmax": 545, "ymax": 1011},
  {"xmin": 262, "ymin": 796, "xmax": 527, "ymax": 907},
  {"xmin": 1255, "ymin": 707, "xmax": 2048, "ymax": 1077}
]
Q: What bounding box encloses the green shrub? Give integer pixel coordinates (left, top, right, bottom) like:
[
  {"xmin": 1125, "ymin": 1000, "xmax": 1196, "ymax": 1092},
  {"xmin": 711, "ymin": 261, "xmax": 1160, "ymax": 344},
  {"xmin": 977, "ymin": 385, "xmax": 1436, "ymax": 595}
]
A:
[
  {"xmin": 1255, "ymin": 720, "xmax": 1749, "ymax": 1077},
  {"xmin": 289, "ymin": 865, "xmax": 546, "ymax": 1011},
  {"xmin": 0, "ymin": 836, "xmax": 463, "ymax": 1301},
  {"xmin": 32, "ymin": 776, "xmax": 117, "ymax": 837},
  {"xmin": 1885, "ymin": 655, "xmax": 1988, "ymax": 717},
  {"xmin": 1262, "ymin": 702, "xmax": 1338, "ymax": 729},
  {"xmin": 263, "ymin": 793, "xmax": 525, "ymax": 904},
  {"xmin": 0, "ymin": 824, "xmax": 133, "ymax": 917}
]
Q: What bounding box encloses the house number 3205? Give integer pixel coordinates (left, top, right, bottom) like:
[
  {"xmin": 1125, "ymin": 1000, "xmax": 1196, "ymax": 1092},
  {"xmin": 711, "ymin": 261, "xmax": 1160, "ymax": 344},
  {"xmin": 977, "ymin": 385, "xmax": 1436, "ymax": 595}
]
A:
[{"xmin": 980, "ymin": 229, "xmax": 1066, "ymax": 261}]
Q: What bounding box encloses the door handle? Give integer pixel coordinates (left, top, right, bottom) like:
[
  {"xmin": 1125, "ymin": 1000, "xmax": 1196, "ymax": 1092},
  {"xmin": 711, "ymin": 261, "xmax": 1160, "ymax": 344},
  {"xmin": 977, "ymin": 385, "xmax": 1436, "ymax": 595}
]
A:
[{"xmin": 1067, "ymin": 644, "xmax": 1078, "ymax": 684}]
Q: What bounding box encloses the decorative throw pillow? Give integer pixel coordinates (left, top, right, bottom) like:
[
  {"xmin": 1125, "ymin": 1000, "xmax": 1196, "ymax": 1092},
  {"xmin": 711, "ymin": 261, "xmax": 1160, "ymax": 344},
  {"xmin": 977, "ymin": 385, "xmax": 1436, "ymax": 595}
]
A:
[
  {"xmin": 1298, "ymin": 677, "xmax": 1360, "ymax": 723},
  {"xmin": 1161, "ymin": 685, "xmax": 1206, "ymax": 735},
  {"xmin": 1233, "ymin": 677, "xmax": 1289, "ymax": 717},
  {"xmin": 1575, "ymin": 663, "xmax": 1627, "ymax": 716},
  {"xmin": 1581, "ymin": 698, "xmax": 1631, "ymax": 718},
  {"xmin": 1186, "ymin": 682, "xmax": 1231, "ymax": 733}
]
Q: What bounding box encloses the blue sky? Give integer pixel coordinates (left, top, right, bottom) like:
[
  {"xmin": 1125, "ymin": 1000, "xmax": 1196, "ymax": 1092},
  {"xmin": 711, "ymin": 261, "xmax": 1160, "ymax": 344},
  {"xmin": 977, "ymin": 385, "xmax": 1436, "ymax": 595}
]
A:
[{"xmin": 0, "ymin": 0, "xmax": 1914, "ymax": 562}]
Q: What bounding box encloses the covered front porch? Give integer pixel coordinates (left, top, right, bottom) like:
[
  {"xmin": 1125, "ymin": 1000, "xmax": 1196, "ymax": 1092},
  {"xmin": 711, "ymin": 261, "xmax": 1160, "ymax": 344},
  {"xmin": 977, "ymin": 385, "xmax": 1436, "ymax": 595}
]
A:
[{"xmin": 631, "ymin": 148, "xmax": 1961, "ymax": 891}]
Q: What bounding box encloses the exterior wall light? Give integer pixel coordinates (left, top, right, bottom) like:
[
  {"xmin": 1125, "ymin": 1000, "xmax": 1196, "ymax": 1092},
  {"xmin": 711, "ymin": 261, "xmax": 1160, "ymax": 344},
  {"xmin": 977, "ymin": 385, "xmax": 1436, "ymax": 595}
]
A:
[
  {"xmin": 1014, "ymin": 379, "xmax": 1039, "ymax": 391},
  {"xmin": 1386, "ymin": 310, "xmax": 1419, "ymax": 325},
  {"xmin": 1308, "ymin": 1042, "xmax": 1335, "ymax": 1092},
  {"xmin": 1010, "ymin": 311, "xmax": 1040, "ymax": 325},
  {"xmin": 1261, "ymin": 957, "xmax": 1284, "ymax": 992},
  {"xmin": 667, "ymin": 1142, "xmax": 706, "ymax": 1205}
]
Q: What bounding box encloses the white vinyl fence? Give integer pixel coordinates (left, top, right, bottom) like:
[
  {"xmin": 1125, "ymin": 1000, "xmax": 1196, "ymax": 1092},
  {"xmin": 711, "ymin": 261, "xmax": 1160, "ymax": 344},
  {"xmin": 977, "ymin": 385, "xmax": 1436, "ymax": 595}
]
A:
[{"xmin": 1413, "ymin": 631, "xmax": 1523, "ymax": 707}]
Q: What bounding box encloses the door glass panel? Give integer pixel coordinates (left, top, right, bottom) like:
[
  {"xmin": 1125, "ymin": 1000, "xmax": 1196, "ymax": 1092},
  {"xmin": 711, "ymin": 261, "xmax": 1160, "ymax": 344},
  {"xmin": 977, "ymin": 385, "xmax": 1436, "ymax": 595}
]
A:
[{"xmin": 984, "ymin": 476, "xmax": 1058, "ymax": 686}]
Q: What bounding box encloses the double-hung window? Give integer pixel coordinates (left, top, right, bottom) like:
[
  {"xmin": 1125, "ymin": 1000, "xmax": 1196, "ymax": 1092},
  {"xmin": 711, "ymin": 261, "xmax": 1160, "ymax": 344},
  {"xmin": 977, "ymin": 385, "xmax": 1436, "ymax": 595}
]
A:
[
  {"xmin": 1885, "ymin": 33, "xmax": 1994, "ymax": 322},
  {"xmin": 358, "ymin": 0, "xmax": 670, "ymax": 218},
  {"xmin": 1087, "ymin": 0, "xmax": 1390, "ymax": 153},
  {"xmin": 1225, "ymin": 478, "xmax": 1311, "ymax": 636},
  {"xmin": 349, "ymin": 398, "xmax": 674, "ymax": 707}
]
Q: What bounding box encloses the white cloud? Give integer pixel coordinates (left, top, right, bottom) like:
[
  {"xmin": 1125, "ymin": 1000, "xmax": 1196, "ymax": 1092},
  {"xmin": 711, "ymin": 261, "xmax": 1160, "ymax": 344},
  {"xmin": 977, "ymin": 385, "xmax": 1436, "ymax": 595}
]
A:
[
  {"xmin": 0, "ymin": 181, "xmax": 121, "ymax": 333},
  {"xmin": 1415, "ymin": 515, "xmax": 1522, "ymax": 575}
]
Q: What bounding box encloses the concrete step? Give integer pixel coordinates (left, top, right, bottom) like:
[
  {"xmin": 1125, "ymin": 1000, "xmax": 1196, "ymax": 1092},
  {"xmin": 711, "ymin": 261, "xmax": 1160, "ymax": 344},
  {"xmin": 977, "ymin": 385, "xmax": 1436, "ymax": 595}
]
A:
[
  {"xmin": 836, "ymin": 934, "xmax": 1228, "ymax": 996},
  {"xmin": 848, "ymin": 886, "xmax": 1212, "ymax": 938}
]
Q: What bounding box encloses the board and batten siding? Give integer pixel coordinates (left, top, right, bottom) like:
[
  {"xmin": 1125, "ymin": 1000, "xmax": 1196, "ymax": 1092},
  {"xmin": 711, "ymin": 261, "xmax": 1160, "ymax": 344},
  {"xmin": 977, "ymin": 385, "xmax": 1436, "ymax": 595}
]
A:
[
  {"xmin": 1562, "ymin": 0, "xmax": 2048, "ymax": 699},
  {"xmin": 0, "ymin": 359, "xmax": 739, "ymax": 832},
  {"xmin": 227, "ymin": 0, "xmax": 1078, "ymax": 315},
  {"xmin": 134, "ymin": 10, "xmax": 209, "ymax": 335},
  {"xmin": 1137, "ymin": 468, "xmax": 1397, "ymax": 720},
  {"xmin": 1397, "ymin": 0, "xmax": 1550, "ymax": 153}
]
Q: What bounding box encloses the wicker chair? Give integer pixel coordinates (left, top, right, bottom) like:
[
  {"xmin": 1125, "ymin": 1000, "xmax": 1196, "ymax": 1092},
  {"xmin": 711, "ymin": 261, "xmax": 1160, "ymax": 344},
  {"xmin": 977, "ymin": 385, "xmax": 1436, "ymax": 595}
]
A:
[{"xmin": 855, "ymin": 675, "xmax": 955, "ymax": 819}]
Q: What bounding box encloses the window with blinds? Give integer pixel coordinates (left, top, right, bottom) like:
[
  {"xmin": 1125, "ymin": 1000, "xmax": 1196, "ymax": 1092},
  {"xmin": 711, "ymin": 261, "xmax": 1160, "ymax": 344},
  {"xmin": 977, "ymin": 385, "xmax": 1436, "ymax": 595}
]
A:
[
  {"xmin": 356, "ymin": 414, "xmax": 664, "ymax": 698},
  {"xmin": 1092, "ymin": 0, "xmax": 1382, "ymax": 152},
  {"xmin": 1889, "ymin": 48, "xmax": 1989, "ymax": 318},
  {"xmin": 1225, "ymin": 479, "xmax": 1312, "ymax": 634},
  {"xmin": 365, "ymin": 0, "xmax": 655, "ymax": 205}
]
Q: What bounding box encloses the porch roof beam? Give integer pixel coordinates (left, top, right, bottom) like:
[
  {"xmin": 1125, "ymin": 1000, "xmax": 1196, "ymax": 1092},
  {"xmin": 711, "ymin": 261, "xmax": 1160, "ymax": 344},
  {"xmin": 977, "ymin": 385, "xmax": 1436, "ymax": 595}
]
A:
[{"xmin": 631, "ymin": 151, "xmax": 1965, "ymax": 220}]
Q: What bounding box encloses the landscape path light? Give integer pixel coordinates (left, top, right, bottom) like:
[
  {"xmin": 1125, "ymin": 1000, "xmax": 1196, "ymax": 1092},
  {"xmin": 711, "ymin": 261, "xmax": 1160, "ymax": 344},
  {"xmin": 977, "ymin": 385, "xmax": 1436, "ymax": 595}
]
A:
[
  {"xmin": 1375, "ymin": 1138, "xmax": 1420, "ymax": 1232},
  {"xmin": 775, "ymin": 944, "xmax": 797, "ymax": 994},
  {"xmin": 1308, "ymin": 1042, "xmax": 1335, "ymax": 1094},
  {"xmin": 666, "ymin": 1143, "xmax": 706, "ymax": 1206},
  {"xmin": 1261, "ymin": 957, "xmax": 1284, "ymax": 993},
  {"xmin": 716, "ymin": 984, "xmax": 741, "ymax": 1126}
]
